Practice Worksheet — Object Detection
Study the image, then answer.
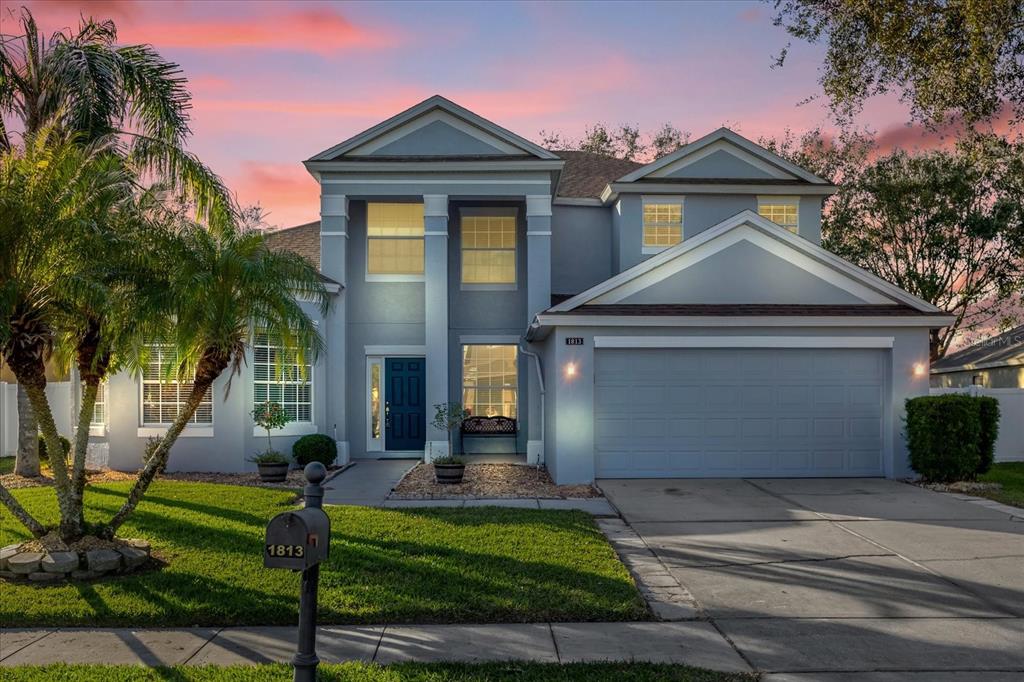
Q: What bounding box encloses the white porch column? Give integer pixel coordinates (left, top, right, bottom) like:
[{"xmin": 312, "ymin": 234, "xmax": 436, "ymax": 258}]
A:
[
  {"xmin": 525, "ymin": 194, "xmax": 552, "ymax": 464},
  {"xmin": 320, "ymin": 193, "xmax": 350, "ymax": 463},
  {"xmin": 423, "ymin": 194, "xmax": 449, "ymax": 461}
]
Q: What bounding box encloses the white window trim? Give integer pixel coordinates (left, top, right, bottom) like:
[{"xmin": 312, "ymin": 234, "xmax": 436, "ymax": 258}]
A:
[
  {"xmin": 641, "ymin": 195, "xmax": 685, "ymax": 255},
  {"xmin": 88, "ymin": 380, "xmax": 107, "ymax": 437},
  {"xmin": 252, "ymin": 334, "xmax": 314, "ymax": 427},
  {"xmin": 364, "ymin": 202, "xmax": 426, "ymax": 283},
  {"xmin": 459, "ymin": 207, "xmax": 518, "ymax": 290},
  {"xmin": 757, "ymin": 195, "xmax": 800, "ymax": 234},
  {"xmin": 364, "ymin": 351, "xmax": 427, "ymax": 454},
  {"xmin": 137, "ymin": 426, "xmax": 214, "ymax": 438},
  {"xmin": 139, "ymin": 355, "xmax": 214, "ymax": 428}
]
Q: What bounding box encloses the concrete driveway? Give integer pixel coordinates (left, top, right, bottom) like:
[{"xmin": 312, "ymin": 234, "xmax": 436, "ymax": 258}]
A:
[{"xmin": 599, "ymin": 478, "xmax": 1024, "ymax": 679}]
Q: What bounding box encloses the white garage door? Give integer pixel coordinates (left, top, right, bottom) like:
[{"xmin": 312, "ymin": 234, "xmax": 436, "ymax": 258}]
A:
[{"xmin": 595, "ymin": 347, "xmax": 887, "ymax": 478}]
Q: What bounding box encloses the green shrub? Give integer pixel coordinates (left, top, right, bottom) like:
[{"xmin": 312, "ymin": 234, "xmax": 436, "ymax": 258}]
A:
[
  {"xmin": 37, "ymin": 434, "xmax": 71, "ymax": 465},
  {"xmin": 905, "ymin": 395, "xmax": 982, "ymax": 482},
  {"xmin": 292, "ymin": 434, "xmax": 337, "ymax": 467},
  {"xmin": 977, "ymin": 396, "xmax": 1001, "ymax": 475}
]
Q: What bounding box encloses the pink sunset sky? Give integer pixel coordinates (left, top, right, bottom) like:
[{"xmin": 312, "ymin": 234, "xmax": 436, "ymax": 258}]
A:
[{"xmin": 3, "ymin": 0, "xmax": 991, "ymax": 228}]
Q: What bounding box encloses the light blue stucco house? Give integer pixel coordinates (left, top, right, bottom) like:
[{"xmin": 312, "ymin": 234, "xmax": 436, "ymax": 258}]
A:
[{"xmin": 17, "ymin": 96, "xmax": 953, "ymax": 483}]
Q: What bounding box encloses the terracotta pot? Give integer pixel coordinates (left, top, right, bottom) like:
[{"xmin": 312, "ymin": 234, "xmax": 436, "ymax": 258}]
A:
[
  {"xmin": 434, "ymin": 463, "xmax": 466, "ymax": 484},
  {"xmin": 257, "ymin": 462, "xmax": 290, "ymax": 482}
]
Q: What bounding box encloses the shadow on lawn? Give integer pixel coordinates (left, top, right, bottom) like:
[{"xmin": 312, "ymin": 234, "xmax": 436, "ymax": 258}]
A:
[{"xmin": 86, "ymin": 484, "xmax": 291, "ymax": 527}]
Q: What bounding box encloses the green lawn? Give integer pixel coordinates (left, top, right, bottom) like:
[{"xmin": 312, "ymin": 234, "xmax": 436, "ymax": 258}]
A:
[
  {"xmin": 0, "ymin": 455, "xmax": 14, "ymax": 474},
  {"xmin": 978, "ymin": 461, "xmax": 1024, "ymax": 508},
  {"xmin": 0, "ymin": 663, "xmax": 753, "ymax": 682},
  {"xmin": 0, "ymin": 481, "xmax": 646, "ymax": 627}
]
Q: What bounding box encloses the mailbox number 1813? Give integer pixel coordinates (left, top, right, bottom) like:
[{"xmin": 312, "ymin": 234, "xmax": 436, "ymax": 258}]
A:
[{"xmin": 267, "ymin": 544, "xmax": 304, "ymax": 557}]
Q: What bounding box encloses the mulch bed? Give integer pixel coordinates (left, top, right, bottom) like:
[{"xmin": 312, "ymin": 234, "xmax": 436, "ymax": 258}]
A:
[
  {"xmin": 391, "ymin": 463, "xmax": 600, "ymax": 499},
  {"xmin": 1, "ymin": 469, "xmax": 135, "ymax": 490}
]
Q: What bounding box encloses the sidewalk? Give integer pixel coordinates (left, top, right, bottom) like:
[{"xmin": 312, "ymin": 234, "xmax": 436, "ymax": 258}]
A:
[{"xmin": 0, "ymin": 622, "xmax": 751, "ymax": 673}]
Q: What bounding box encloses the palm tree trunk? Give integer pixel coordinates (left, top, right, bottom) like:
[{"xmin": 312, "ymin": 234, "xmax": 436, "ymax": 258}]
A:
[
  {"xmin": 20, "ymin": 382, "xmax": 74, "ymax": 521},
  {"xmin": 14, "ymin": 385, "xmax": 40, "ymax": 478},
  {"xmin": 64, "ymin": 378, "xmax": 100, "ymax": 540},
  {"xmin": 0, "ymin": 482, "xmax": 46, "ymax": 537},
  {"xmin": 104, "ymin": 376, "xmax": 214, "ymax": 536}
]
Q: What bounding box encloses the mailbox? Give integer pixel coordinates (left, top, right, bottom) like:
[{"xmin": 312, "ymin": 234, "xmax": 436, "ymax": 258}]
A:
[{"xmin": 264, "ymin": 507, "xmax": 330, "ymax": 570}]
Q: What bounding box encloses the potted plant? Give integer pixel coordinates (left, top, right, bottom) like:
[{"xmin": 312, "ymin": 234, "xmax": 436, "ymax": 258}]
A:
[
  {"xmin": 251, "ymin": 401, "xmax": 291, "ymax": 482},
  {"xmin": 432, "ymin": 402, "xmax": 470, "ymax": 484}
]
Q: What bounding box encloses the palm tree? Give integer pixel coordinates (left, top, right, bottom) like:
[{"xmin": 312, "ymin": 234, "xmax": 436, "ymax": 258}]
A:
[
  {"xmin": 0, "ymin": 125, "xmax": 132, "ymax": 538},
  {"xmin": 0, "ymin": 8, "xmax": 230, "ymax": 225},
  {"xmin": 105, "ymin": 222, "xmax": 329, "ymax": 535}
]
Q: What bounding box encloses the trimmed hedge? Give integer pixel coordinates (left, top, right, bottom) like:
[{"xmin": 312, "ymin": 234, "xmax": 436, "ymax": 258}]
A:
[
  {"xmin": 292, "ymin": 434, "xmax": 337, "ymax": 467},
  {"xmin": 977, "ymin": 396, "xmax": 1001, "ymax": 475},
  {"xmin": 905, "ymin": 394, "xmax": 1001, "ymax": 482},
  {"xmin": 38, "ymin": 434, "xmax": 71, "ymax": 465}
]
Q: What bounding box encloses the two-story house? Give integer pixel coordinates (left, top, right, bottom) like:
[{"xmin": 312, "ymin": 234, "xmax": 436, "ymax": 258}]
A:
[{"xmin": 69, "ymin": 96, "xmax": 951, "ymax": 483}]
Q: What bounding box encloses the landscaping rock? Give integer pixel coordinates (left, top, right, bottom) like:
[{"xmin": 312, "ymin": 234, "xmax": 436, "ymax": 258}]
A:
[
  {"xmin": 0, "ymin": 570, "xmax": 22, "ymax": 580},
  {"xmin": 125, "ymin": 538, "xmax": 151, "ymax": 553},
  {"xmin": 28, "ymin": 571, "xmax": 63, "ymax": 583},
  {"xmin": 7, "ymin": 552, "xmax": 43, "ymax": 574},
  {"xmin": 70, "ymin": 569, "xmax": 103, "ymax": 580},
  {"xmin": 86, "ymin": 549, "xmax": 121, "ymax": 572},
  {"xmin": 117, "ymin": 546, "xmax": 149, "ymax": 569},
  {"xmin": 0, "ymin": 544, "xmax": 19, "ymax": 571},
  {"xmin": 41, "ymin": 551, "xmax": 79, "ymax": 574}
]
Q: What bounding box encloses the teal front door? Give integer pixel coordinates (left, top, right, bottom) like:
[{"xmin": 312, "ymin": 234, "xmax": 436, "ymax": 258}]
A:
[{"xmin": 385, "ymin": 358, "xmax": 426, "ymax": 451}]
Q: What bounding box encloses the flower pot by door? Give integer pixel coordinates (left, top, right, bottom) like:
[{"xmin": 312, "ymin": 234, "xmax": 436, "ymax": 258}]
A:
[
  {"xmin": 257, "ymin": 462, "xmax": 290, "ymax": 482},
  {"xmin": 434, "ymin": 463, "xmax": 465, "ymax": 484}
]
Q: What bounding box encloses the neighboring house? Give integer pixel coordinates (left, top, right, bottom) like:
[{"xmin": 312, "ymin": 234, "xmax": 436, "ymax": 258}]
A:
[
  {"xmin": 1, "ymin": 96, "xmax": 954, "ymax": 481},
  {"xmin": 931, "ymin": 326, "xmax": 1024, "ymax": 388}
]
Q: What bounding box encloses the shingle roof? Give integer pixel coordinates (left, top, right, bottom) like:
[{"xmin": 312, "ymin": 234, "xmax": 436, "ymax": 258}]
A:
[
  {"xmin": 932, "ymin": 325, "xmax": 1024, "ymax": 371},
  {"xmin": 553, "ymin": 150, "xmax": 643, "ymax": 199},
  {"xmin": 544, "ymin": 304, "xmax": 931, "ymax": 317},
  {"xmin": 264, "ymin": 221, "xmax": 321, "ymax": 267}
]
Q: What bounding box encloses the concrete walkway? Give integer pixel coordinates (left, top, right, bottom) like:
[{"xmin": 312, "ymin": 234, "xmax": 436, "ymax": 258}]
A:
[
  {"xmin": 321, "ymin": 459, "xmax": 416, "ymax": 506},
  {"xmin": 600, "ymin": 477, "xmax": 1024, "ymax": 678},
  {"xmin": 0, "ymin": 622, "xmax": 751, "ymax": 672}
]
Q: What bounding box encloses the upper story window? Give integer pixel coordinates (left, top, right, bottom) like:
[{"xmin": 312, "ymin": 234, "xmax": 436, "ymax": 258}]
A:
[
  {"xmin": 367, "ymin": 203, "xmax": 424, "ymax": 276},
  {"xmin": 758, "ymin": 197, "xmax": 799, "ymax": 233},
  {"xmin": 253, "ymin": 333, "xmax": 312, "ymax": 423},
  {"xmin": 142, "ymin": 346, "xmax": 213, "ymax": 426},
  {"xmin": 461, "ymin": 214, "xmax": 516, "ymax": 285},
  {"xmin": 642, "ymin": 200, "xmax": 683, "ymax": 252}
]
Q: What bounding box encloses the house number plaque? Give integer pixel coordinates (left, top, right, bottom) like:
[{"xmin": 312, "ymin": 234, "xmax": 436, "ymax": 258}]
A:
[{"xmin": 565, "ymin": 337, "xmax": 584, "ymax": 345}]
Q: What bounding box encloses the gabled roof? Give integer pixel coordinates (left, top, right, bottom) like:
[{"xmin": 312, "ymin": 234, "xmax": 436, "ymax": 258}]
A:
[
  {"xmin": 932, "ymin": 325, "xmax": 1024, "ymax": 372},
  {"xmin": 548, "ymin": 211, "xmax": 946, "ymax": 315},
  {"xmin": 616, "ymin": 127, "xmax": 832, "ymax": 185},
  {"xmin": 554, "ymin": 151, "xmax": 643, "ymax": 199},
  {"xmin": 307, "ymin": 95, "xmax": 560, "ymax": 162}
]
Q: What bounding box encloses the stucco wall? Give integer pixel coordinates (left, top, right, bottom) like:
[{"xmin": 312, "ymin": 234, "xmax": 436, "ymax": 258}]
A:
[{"xmin": 551, "ymin": 204, "xmax": 612, "ymax": 296}]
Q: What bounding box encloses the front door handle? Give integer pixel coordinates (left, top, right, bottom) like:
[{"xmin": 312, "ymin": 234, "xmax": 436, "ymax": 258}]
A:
[{"xmin": 384, "ymin": 402, "xmax": 392, "ymax": 429}]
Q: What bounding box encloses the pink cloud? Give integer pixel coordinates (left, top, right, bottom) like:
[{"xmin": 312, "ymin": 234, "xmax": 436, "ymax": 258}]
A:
[
  {"xmin": 232, "ymin": 162, "xmax": 319, "ymax": 228},
  {"xmin": 738, "ymin": 6, "xmax": 765, "ymax": 23}
]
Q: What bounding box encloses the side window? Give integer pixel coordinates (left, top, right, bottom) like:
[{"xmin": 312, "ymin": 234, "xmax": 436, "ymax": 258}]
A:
[{"xmin": 758, "ymin": 196, "xmax": 800, "ymax": 233}]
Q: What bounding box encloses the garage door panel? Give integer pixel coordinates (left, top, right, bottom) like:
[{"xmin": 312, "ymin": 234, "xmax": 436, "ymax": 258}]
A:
[{"xmin": 595, "ymin": 348, "xmax": 887, "ymax": 478}]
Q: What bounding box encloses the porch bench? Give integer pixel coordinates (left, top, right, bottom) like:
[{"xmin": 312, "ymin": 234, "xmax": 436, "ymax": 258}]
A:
[{"xmin": 460, "ymin": 416, "xmax": 517, "ymax": 454}]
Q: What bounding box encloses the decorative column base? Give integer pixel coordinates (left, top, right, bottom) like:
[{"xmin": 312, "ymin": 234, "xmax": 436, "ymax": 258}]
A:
[
  {"xmin": 334, "ymin": 441, "xmax": 350, "ymax": 465},
  {"xmin": 526, "ymin": 440, "xmax": 544, "ymax": 465},
  {"xmin": 425, "ymin": 441, "xmax": 451, "ymax": 462}
]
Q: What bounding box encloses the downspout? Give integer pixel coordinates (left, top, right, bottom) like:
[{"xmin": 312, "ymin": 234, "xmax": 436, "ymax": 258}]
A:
[{"xmin": 518, "ymin": 342, "xmax": 545, "ymax": 467}]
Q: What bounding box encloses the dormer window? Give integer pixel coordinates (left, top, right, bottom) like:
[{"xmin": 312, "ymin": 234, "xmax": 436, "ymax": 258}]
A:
[
  {"xmin": 642, "ymin": 198, "xmax": 683, "ymax": 253},
  {"xmin": 758, "ymin": 196, "xmax": 800, "ymax": 234}
]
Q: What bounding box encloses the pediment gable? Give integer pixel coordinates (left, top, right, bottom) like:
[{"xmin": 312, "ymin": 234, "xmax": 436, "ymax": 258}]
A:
[
  {"xmin": 617, "ymin": 128, "xmax": 830, "ymax": 185},
  {"xmin": 308, "ymin": 95, "xmax": 559, "ymax": 161},
  {"xmin": 551, "ymin": 211, "xmax": 943, "ymax": 314}
]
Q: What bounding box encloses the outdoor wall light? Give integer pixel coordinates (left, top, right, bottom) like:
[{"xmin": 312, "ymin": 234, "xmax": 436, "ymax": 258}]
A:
[
  {"xmin": 565, "ymin": 362, "xmax": 577, "ymax": 378},
  {"xmin": 912, "ymin": 362, "xmax": 927, "ymax": 377}
]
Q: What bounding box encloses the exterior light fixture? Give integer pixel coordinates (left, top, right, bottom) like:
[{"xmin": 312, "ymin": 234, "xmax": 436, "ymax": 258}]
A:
[
  {"xmin": 565, "ymin": 362, "xmax": 577, "ymax": 378},
  {"xmin": 912, "ymin": 362, "xmax": 927, "ymax": 377}
]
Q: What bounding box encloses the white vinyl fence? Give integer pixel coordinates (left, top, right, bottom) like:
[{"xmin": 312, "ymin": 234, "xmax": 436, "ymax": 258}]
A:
[{"xmin": 930, "ymin": 387, "xmax": 1024, "ymax": 462}]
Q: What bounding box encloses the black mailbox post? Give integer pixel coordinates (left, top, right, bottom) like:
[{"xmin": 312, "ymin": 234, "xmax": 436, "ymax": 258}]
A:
[{"xmin": 264, "ymin": 462, "xmax": 330, "ymax": 682}]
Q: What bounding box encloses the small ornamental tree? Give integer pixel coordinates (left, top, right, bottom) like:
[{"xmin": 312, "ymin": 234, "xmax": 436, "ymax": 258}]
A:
[
  {"xmin": 252, "ymin": 401, "xmax": 290, "ymax": 459},
  {"xmin": 432, "ymin": 402, "xmax": 470, "ymax": 459}
]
